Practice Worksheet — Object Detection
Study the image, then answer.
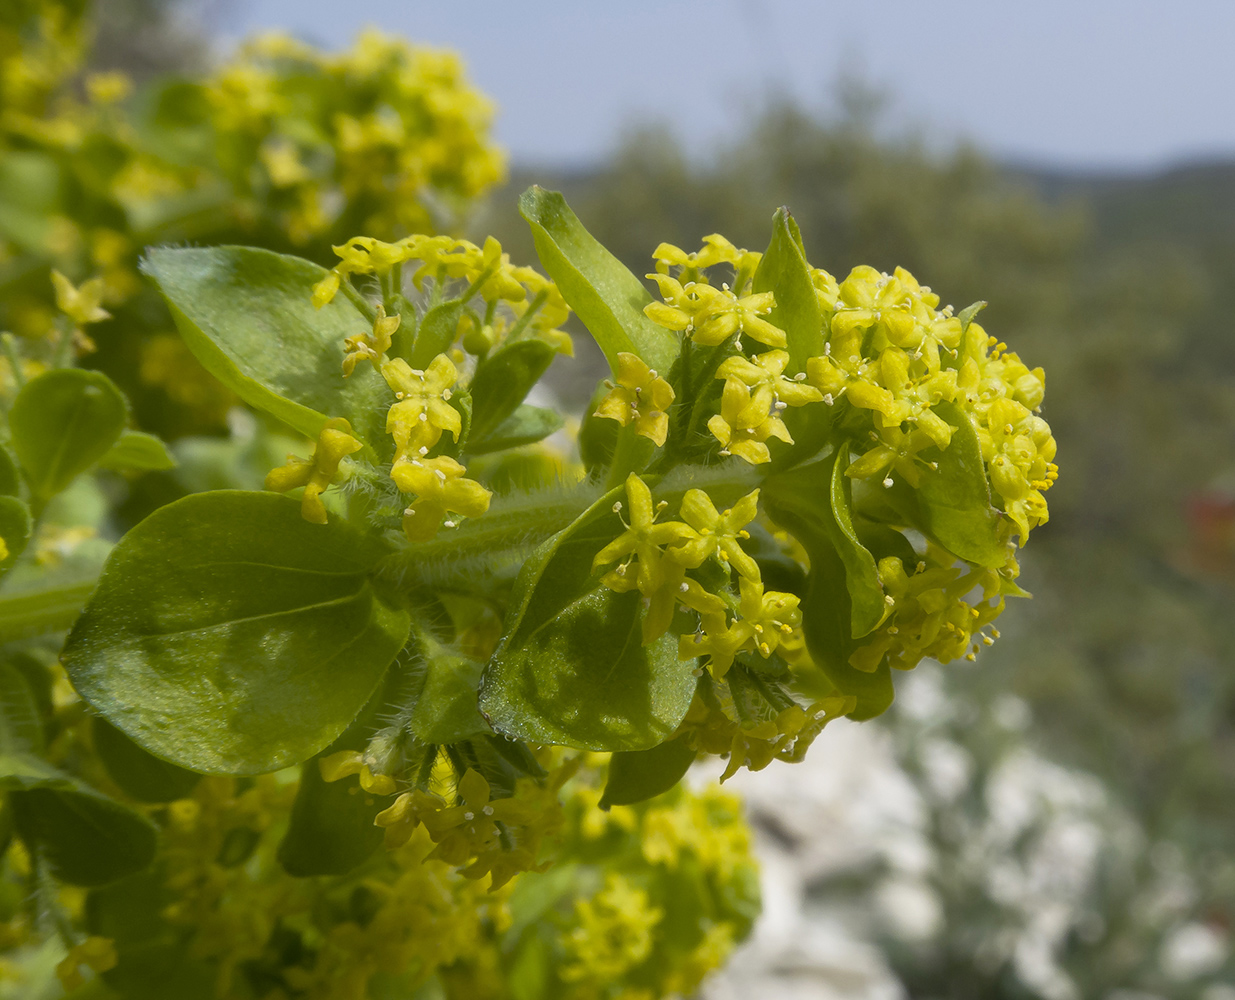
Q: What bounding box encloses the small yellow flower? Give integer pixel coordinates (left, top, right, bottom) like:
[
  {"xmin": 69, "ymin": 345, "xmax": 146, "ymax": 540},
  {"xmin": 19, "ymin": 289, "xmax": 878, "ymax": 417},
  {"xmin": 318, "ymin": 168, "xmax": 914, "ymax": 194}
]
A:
[
  {"xmin": 381, "ymin": 354, "xmax": 461, "ymax": 460},
  {"xmin": 343, "ymin": 303, "xmax": 399, "ymax": 375},
  {"xmin": 715, "ymin": 349, "xmax": 822, "ymax": 416},
  {"xmin": 845, "ymin": 427, "xmax": 937, "ymax": 489},
  {"xmin": 394, "ymin": 456, "xmax": 491, "ymax": 542},
  {"xmin": 675, "ymin": 487, "xmax": 762, "ymax": 582},
  {"xmin": 50, "ymin": 270, "xmax": 110, "ymax": 326},
  {"xmin": 688, "ymin": 284, "xmax": 784, "ymax": 348},
  {"xmin": 706, "ymin": 379, "xmax": 792, "ymax": 465},
  {"xmin": 678, "ymin": 578, "xmax": 801, "ymax": 678},
  {"xmin": 594, "ymin": 352, "xmax": 675, "ymax": 447},
  {"xmin": 264, "ymin": 418, "xmax": 362, "ymax": 524},
  {"xmin": 319, "ymin": 750, "xmax": 398, "ymax": 795},
  {"xmin": 592, "ymin": 474, "xmax": 699, "ymax": 597}
]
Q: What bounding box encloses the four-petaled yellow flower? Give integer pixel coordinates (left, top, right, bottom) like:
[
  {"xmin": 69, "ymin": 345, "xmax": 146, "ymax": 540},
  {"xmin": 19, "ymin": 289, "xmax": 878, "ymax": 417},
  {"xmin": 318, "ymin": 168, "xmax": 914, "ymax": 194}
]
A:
[
  {"xmin": 706, "ymin": 379, "xmax": 792, "ymax": 465},
  {"xmin": 394, "ymin": 456, "xmax": 492, "ymax": 542},
  {"xmin": 594, "ymin": 352, "xmax": 676, "ymax": 446},
  {"xmin": 265, "ymin": 417, "xmax": 362, "ymax": 524},
  {"xmin": 342, "ymin": 303, "xmax": 399, "ymax": 375},
  {"xmin": 715, "ymin": 350, "xmax": 822, "ymax": 419},
  {"xmin": 51, "ymin": 270, "xmax": 110, "ymax": 326},
  {"xmin": 591, "ymin": 474, "xmax": 699, "ymax": 597},
  {"xmin": 381, "ymin": 354, "xmax": 461, "ymax": 461},
  {"xmin": 679, "ymin": 578, "xmax": 801, "ymax": 678},
  {"xmin": 675, "ymin": 488, "xmax": 762, "ymax": 583}
]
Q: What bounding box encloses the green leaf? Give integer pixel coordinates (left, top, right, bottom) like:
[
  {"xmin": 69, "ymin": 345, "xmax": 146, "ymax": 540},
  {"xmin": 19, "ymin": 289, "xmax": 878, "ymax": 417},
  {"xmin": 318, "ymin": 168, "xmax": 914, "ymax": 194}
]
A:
[
  {"xmin": 752, "ymin": 207, "xmax": 825, "ymax": 371},
  {"xmin": 141, "ymin": 246, "xmax": 389, "ymax": 449},
  {"xmin": 904, "ymin": 400, "xmax": 1005, "ymax": 567},
  {"xmin": 766, "ymin": 450, "xmax": 886, "ymax": 637},
  {"xmin": 0, "ymin": 444, "xmax": 20, "ymax": 496},
  {"xmin": 62, "ymin": 491, "xmax": 410, "ymax": 774},
  {"xmin": 0, "ymin": 496, "xmax": 32, "ymax": 578},
  {"xmin": 277, "ymin": 669, "xmax": 411, "ymax": 877},
  {"xmin": 92, "ymin": 718, "xmax": 200, "ymax": 803},
  {"xmin": 98, "ymin": 430, "xmax": 177, "ymax": 472},
  {"xmin": 409, "ymin": 299, "xmax": 464, "ymax": 369},
  {"xmin": 764, "ymin": 452, "xmax": 893, "ymax": 720},
  {"xmin": 0, "ymin": 662, "xmax": 43, "ymax": 756},
  {"xmin": 0, "ymin": 754, "xmax": 157, "ymax": 886},
  {"xmin": 9, "ymin": 369, "xmax": 127, "ymax": 499},
  {"xmin": 600, "ymin": 738, "xmax": 697, "ymax": 809},
  {"xmin": 406, "ymin": 646, "xmax": 490, "ymax": 745},
  {"xmin": 278, "ymin": 756, "xmax": 386, "ymax": 877},
  {"xmin": 468, "ymin": 404, "xmax": 564, "ymax": 455},
  {"xmin": 468, "ymin": 340, "xmax": 557, "ymax": 442},
  {"xmin": 483, "ymin": 588, "xmax": 688, "ymax": 751},
  {"xmin": 958, "ymin": 300, "xmax": 987, "ymax": 332},
  {"xmin": 519, "ymin": 186, "xmax": 679, "ymax": 374},
  {"xmin": 481, "ymin": 488, "xmax": 696, "ymax": 751},
  {"xmin": 0, "ymin": 574, "xmax": 97, "ymax": 643}
]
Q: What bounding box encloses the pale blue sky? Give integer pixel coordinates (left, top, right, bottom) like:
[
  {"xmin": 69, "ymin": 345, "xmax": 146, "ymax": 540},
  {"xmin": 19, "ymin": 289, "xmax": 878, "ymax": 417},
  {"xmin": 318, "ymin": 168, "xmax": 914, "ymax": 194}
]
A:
[{"xmin": 219, "ymin": 0, "xmax": 1235, "ymax": 171}]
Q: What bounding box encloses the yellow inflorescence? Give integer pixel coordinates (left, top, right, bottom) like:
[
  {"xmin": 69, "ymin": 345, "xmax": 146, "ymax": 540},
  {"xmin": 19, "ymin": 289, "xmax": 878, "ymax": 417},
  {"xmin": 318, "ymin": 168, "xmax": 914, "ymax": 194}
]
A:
[
  {"xmin": 207, "ymin": 29, "xmax": 506, "ymax": 242},
  {"xmin": 645, "ymin": 241, "xmax": 1057, "ymax": 550}
]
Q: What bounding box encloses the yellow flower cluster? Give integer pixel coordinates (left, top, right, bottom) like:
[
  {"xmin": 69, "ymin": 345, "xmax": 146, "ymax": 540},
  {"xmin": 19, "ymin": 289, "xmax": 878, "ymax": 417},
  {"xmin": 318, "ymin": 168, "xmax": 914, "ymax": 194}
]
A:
[
  {"xmin": 161, "ymin": 776, "xmax": 300, "ymax": 996},
  {"xmin": 314, "ymin": 232, "xmax": 572, "ymax": 356},
  {"xmin": 846, "ymin": 544, "xmax": 1011, "ymax": 673},
  {"xmin": 644, "ymin": 239, "xmax": 1058, "ymax": 546},
  {"xmin": 593, "ymin": 475, "xmax": 804, "ymax": 673},
  {"xmin": 676, "ymin": 687, "xmax": 854, "ymax": 781},
  {"xmin": 320, "ymin": 754, "xmax": 575, "ymax": 891},
  {"xmin": 264, "ymin": 418, "xmax": 363, "ymax": 524},
  {"xmin": 283, "ymin": 825, "xmax": 510, "ymax": 999},
  {"xmin": 206, "ymin": 29, "xmax": 506, "ymax": 242},
  {"xmin": 561, "ymin": 874, "xmax": 663, "ymax": 985}
]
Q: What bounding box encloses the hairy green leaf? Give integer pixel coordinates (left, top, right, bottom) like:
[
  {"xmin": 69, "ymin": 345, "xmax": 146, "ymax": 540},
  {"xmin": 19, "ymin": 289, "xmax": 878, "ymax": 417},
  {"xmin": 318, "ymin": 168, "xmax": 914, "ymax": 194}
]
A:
[
  {"xmin": 0, "ymin": 444, "xmax": 20, "ymax": 496},
  {"xmin": 141, "ymin": 246, "xmax": 388, "ymax": 449},
  {"xmin": 62, "ymin": 491, "xmax": 410, "ymax": 774},
  {"xmin": 519, "ymin": 186, "xmax": 678, "ymax": 374},
  {"xmin": 0, "ymin": 497, "xmax": 32, "ymax": 579},
  {"xmin": 469, "ymin": 340, "xmax": 556, "ymax": 442},
  {"xmin": 468, "ymin": 404, "xmax": 564, "ymax": 455},
  {"xmin": 409, "ymin": 298, "xmax": 465, "ymax": 369},
  {"xmin": 9, "ymin": 369, "xmax": 127, "ymax": 498}
]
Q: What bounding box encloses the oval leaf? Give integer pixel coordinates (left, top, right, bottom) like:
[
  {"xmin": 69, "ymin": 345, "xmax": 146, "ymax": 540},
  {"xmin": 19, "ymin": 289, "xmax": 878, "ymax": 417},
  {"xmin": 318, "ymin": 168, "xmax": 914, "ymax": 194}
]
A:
[
  {"xmin": 468, "ymin": 339, "xmax": 556, "ymax": 442},
  {"xmin": 0, "ymin": 754, "xmax": 157, "ymax": 886},
  {"xmin": 92, "ymin": 717, "xmax": 200, "ymax": 803},
  {"xmin": 141, "ymin": 246, "xmax": 389, "ymax": 449},
  {"xmin": 600, "ymin": 738, "xmax": 697, "ymax": 809},
  {"xmin": 752, "ymin": 208, "xmax": 825, "ymax": 371},
  {"xmin": 62, "ymin": 491, "xmax": 410, "ymax": 774},
  {"xmin": 0, "ymin": 444, "xmax": 20, "ymax": 496},
  {"xmin": 519, "ymin": 186, "xmax": 679, "ymax": 375},
  {"xmin": 907, "ymin": 400, "xmax": 1005, "ymax": 567},
  {"xmin": 468, "ymin": 404, "xmax": 564, "ymax": 456},
  {"xmin": 99, "ymin": 430, "xmax": 177, "ymax": 472},
  {"xmin": 482, "ymin": 587, "xmax": 691, "ymax": 751},
  {"xmin": 9, "ymin": 369, "xmax": 127, "ymax": 498}
]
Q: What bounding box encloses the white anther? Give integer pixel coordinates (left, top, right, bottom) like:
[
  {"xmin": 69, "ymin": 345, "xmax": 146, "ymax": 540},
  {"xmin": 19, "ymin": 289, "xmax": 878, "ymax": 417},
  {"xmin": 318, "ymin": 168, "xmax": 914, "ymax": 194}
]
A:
[
  {"xmin": 883, "ymin": 477, "xmax": 894, "ymax": 488},
  {"xmin": 794, "ymin": 372, "xmax": 807, "ymax": 380},
  {"xmin": 612, "ymin": 501, "xmax": 623, "ymax": 513},
  {"xmin": 463, "ymin": 811, "xmax": 474, "ymax": 821},
  {"xmin": 679, "ymin": 582, "xmax": 690, "ymax": 593},
  {"xmin": 435, "ymin": 469, "xmax": 447, "ymax": 481},
  {"xmin": 823, "ymin": 393, "xmax": 834, "ymax": 405}
]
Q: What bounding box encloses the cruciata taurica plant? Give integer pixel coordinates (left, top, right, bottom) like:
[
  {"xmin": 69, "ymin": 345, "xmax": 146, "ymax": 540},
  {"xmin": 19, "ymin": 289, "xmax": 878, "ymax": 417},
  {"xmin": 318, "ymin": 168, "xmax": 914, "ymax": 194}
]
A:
[{"xmin": 46, "ymin": 187, "xmax": 1053, "ymax": 988}]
